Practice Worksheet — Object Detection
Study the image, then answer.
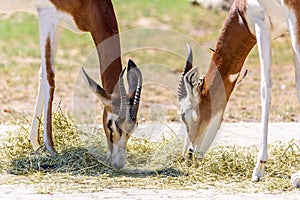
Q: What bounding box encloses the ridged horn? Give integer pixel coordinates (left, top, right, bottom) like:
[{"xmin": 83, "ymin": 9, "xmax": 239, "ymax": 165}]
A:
[
  {"xmin": 129, "ymin": 63, "xmax": 143, "ymax": 121},
  {"xmin": 81, "ymin": 67, "xmax": 111, "ymax": 101},
  {"xmin": 118, "ymin": 67, "xmax": 129, "ymax": 120},
  {"xmin": 178, "ymin": 43, "xmax": 193, "ymax": 101}
]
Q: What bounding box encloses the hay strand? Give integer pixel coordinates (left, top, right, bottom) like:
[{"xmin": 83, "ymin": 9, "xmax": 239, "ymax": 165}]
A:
[{"xmin": 1, "ymin": 108, "xmax": 300, "ymax": 193}]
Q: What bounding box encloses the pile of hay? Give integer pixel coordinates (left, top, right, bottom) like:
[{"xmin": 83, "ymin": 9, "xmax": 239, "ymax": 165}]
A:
[{"xmin": 0, "ymin": 108, "xmax": 300, "ymax": 193}]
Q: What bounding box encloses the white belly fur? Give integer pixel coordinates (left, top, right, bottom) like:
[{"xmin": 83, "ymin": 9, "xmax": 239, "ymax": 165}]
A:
[
  {"xmin": 0, "ymin": 0, "xmax": 82, "ymax": 33},
  {"xmin": 245, "ymin": 0, "xmax": 289, "ymax": 39}
]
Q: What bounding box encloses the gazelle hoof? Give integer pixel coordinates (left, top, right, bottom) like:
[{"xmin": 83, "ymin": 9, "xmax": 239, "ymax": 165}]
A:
[
  {"xmin": 291, "ymin": 171, "xmax": 300, "ymax": 188},
  {"xmin": 251, "ymin": 161, "xmax": 266, "ymax": 182},
  {"xmin": 28, "ymin": 136, "xmax": 41, "ymax": 151},
  {"xmin": 251, "ymin": 175, "xmax": 264, "ymax": 182},
  {"xmin": 45, "ymin": 144, "xmax": 57, "ymax": 156}
]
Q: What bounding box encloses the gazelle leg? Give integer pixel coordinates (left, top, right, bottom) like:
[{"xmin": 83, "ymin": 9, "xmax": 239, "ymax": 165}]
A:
[
  {"xmin": 36, "ymin": 7, "xmax": 61, "ymax": 154},
  {"xmin": 29, "ymin": 24, "xmax": 63, "ymax": 152},
  {"xmin": 29, "ymin": 66, "xmax": 44, "ymax": 150},
  {"xmin": 182, "ymin": 136, "xmax": 192, "ymax": 157},
  {"xmin": 287, "ymin": 12, "xmax": 300, "ymax": 187},
  {"xmin": 291, "ymin": 172, "xmax": 300, "ymax": 188},
  {"xmin": 251, "ymin": 18, "xmax": 272, "ymax": 182},
  {"xmin": 287, "ymin": 11, "xmax": 300, "ymax": 103},
  {"xmin": 294, "ymin": 52, "xmax": 300, "ymax": 103}
]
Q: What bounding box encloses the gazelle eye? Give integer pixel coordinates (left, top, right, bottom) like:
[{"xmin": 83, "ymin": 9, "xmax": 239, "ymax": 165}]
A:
[
  {"xmin": 107, "ymin": 120, "xmax": 112, "ymax": 129},
  {"xmin": 181, "ymin": 113, "xmax": 186, "ymax": 123}
]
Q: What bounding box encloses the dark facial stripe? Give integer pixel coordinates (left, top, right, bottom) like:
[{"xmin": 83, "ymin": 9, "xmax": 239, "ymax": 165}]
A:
[{"xmin": 107, "ymin": 120, "xmax": 113, "ymax": 144}]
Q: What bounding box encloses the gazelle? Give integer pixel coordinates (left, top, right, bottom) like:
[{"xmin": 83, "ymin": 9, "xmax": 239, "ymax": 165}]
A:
[
  {"xmin": 178, "ymin": 0, "xmax": 300, "ymax": 186},
  {"xmin": 0, "ymin": 0, "xmax": 143, "ymax": 169}
]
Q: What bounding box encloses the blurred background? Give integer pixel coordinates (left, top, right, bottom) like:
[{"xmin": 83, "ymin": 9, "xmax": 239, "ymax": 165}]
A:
[{"xmin": 0, "ymin": 0, "xmax": 299, "ymax": 124}]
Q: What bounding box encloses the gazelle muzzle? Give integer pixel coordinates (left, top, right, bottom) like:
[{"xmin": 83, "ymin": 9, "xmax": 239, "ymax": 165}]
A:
[{"xmin": 82, "ymin": 59, "xmax": 143, "ymax": 169}]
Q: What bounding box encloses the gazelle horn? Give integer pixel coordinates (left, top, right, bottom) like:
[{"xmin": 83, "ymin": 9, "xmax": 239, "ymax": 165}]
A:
[
  {"xmin": 118, "ymin": 67, "xmax": 129, "ymax": 120},
  {"xmin": 129, "ymin": 62, "xmax": 143, "ymax": 121},
  {"xmin": 178, "ymin": 43, "xmax": 193, "ymax": 101},
  {"xmin": 118, "ymin": 60, "xmax": 143, "ymax": 121}
]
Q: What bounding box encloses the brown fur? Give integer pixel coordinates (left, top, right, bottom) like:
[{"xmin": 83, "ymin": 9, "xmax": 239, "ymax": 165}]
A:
[
  {"xmin": 50, "ymin": 0, "xmax": 122, "ymax": 94},
  {"xmin": 49, "ymin": 0, "xmax": 123, "ymax": 150},
  {"xmin": 45, "ymin": 36, "xmax": 55, "ymax": 149},
  {"xmin": 102, "ymin": 109, "xmax": 112, "ymax": 153},
  {"xmin": 285, "ymin": 0, "xmax": 300, "ymax": 51},
  {"xmin": 200, "ymin": 0, "xmax": 256, "ymax": 125}
]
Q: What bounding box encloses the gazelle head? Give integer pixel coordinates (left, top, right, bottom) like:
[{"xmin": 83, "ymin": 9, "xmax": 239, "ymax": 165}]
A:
[
  {"xmin": 82, "ymin": 59, "xmax": 142, "ymax": 169},
  {"xmin": 178, "ymin": 45, "xmax": 224, "ymax": 155}
]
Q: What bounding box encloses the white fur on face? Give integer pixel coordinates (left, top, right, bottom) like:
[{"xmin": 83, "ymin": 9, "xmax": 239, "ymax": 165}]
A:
[
  {"xmin": 194, "ymin": 110, "xmax": 224, "ymax": 154},
  {"xmin": 192, "ymin": 110, "xmax": 198, "ymax": 122},
  {"xmin": 180, "ymin": 95, "xmax": 224, "ymax": 156},
  {"xmin": 110, "ymin": 134, "xmax": 127, "ymax": 169},
  {"xmin": 179, "ymin": 96, "xmax": 192, "ymax": 114},
  {"xmin": 179, "ymin": 96, "xmax": 200, "ymax": 142},
  {"xmin": 106, "ymin": 112, "xmax": 131, "ymax": 169}
]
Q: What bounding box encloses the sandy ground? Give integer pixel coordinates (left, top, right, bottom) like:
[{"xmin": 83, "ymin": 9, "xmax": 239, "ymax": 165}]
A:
[
  {"xmin": 0, "ymin": 185, "xmax": 300, "ymax": 200},
  {"xmin": 1, "ymin": 122, "xmax": 300, "ymax": 199},
  {"xmin": 133, "ymin": 122, "xmax": 300, "ymax": 146}
]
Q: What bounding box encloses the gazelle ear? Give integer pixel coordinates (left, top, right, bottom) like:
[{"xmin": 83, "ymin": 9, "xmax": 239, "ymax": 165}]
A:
[
  {"xmin": 127, "ymin": 59, "xmax": 139, "ymax": 97},
  {"xmin": 126, "ymin": 60, "xmax": 143, "ymax": 120},
  {"xmin": 184, "ymin": 66, "xmax": 200, "ymax": 98},
  {"xmin": 81, "ymin": 67, "xmax": 111, "ymax": 107},
  {"xmin": 178, "ymin": 44, "xmax": 193, "ymax": 101}
]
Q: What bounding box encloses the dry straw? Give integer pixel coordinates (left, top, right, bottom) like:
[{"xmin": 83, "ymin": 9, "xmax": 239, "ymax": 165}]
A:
[{"xmin": 0, "ymin": 107, "xmax": 300, "ymax": 193}]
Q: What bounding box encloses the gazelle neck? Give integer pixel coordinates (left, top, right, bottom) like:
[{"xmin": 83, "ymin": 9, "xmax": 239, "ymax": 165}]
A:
[
  {"xmin": 204, "ymin": 1, "xmax": 256, "ymax": 110},
  {"xmin": 88, "ymin": 1, "xmax": 122, "ymax": 95},
  {"xmin": 89, "ymin": 1, "xmax": 123, "ymax": 112},
  {"xmin": 50, "ymin": 0, "xmax": 122, "ymax": 94},
  {"xmin": 93, "ymin": 33, "xmax": 122, "ymax": 95}
]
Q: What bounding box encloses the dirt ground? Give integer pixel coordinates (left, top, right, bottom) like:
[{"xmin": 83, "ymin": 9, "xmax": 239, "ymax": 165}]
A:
[{"xmin": 0, "ymin": 185, "xmax": 300, "ymax": 200}]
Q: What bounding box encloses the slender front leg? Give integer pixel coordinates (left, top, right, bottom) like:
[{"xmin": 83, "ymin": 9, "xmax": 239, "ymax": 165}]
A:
[
  {"xmin": 29, "ymin": 25, "xmax": 63, "ymax": 152},
  {"xmin": 182, "ymin": 136, "xmax": 192, "ymax": 157},
  {"xmin": 294, "ymin": 50, "xmax": 300, "ymax": 103},
  {"xmin": 29, "ymin": 66, "xmax": 44, "ymax": 150},
  {"xmin": 36, "ymin": 8, "xmax": 60, "ymax": 154},
  {"xmin": 251, "ymin": 18, "xmax": 272, "ymax": 182},
  {"xmin": 287, "ymin": 12, "xmax": 300, "ymax": 103},
  {"xmin": 287, "ymin": 12, "xmax": 300, "ymax": 187}
]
